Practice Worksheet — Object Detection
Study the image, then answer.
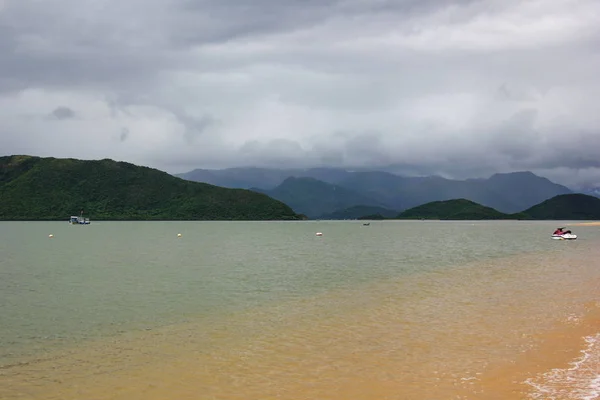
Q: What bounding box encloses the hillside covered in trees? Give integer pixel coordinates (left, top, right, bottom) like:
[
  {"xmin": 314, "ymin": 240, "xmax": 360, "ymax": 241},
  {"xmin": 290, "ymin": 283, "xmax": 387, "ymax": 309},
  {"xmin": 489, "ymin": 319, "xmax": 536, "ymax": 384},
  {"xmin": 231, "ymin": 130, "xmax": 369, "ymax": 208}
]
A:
[
  {"xmin": 0, "ymin": 155, "xmax": 302, "ymax": 221},
  {"xmin": 522, "ymin": 194, "xmax": 600, "ymax": 220},
  {"xmin": 395, "ymin": 199, "xmax": 529, "ymax": 220}
]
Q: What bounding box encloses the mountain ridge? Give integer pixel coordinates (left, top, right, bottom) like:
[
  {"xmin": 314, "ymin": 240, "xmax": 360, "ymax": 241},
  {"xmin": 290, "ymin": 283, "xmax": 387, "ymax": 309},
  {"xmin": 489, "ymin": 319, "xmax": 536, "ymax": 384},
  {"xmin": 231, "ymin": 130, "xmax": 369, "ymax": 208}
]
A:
[
  {"xmin": 0, "ymin": 155, "xmax": 302, "ymax": 221},
  {"xmin": 206, "ymin": 168, "xmax": 573, "ymax": 217},
  {"xmin": 251, "ymin": 176, "xmax": 385, "ymax": 218},
  {"xmin": 395, "ymin": 198, "xmax": 528, "ymax": 220},
  {"xmin": 355, "ymin": 194, "xmax": 600, "ymax": 221},
  {"xmin": 176, "ymin": 166, "xmax": 576, "ymax": 192},
  {"xmin": 522, "ymin": 193, "xmax": 600, "ymax": 220}
]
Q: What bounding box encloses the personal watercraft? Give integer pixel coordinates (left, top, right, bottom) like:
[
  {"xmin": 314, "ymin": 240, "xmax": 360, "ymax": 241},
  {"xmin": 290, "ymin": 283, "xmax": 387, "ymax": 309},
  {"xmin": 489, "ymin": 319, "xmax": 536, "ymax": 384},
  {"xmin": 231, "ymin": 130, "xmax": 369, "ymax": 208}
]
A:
[{"xmin": 551, "ymin": 227, "xmax": 577, "ymax": 240}]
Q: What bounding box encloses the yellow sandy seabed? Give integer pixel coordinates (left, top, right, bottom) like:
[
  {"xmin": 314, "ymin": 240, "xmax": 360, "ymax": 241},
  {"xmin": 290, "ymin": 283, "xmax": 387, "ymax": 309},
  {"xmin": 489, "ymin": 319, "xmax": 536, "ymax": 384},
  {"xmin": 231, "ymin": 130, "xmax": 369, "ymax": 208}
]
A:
[
  {"xmin": 568, "ymin": 221, "xmax": 600, "ymax": 226},
  {"xmin": 3, "ymin": 246, "xmax": 600, "ymax": 400}
]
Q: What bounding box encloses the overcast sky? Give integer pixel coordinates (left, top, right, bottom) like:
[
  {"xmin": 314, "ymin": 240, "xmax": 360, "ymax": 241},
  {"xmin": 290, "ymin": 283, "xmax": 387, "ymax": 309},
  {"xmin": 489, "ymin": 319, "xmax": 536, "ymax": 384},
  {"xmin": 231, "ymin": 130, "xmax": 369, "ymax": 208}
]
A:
[{"xmin": 1, "ymin": 0, "xmax": 599, "ymax": 187}]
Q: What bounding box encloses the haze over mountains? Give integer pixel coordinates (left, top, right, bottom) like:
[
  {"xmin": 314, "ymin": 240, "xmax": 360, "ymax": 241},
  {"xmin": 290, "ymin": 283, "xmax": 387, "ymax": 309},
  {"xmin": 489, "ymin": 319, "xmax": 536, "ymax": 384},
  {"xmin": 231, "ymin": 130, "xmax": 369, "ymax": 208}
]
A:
[
  {"xmin": 176, "ymin": 167, "xmax": 587, "ymax": 219},
  {"xmin": 1, "ymin": 154, "xmax": 597, "ymax": 221},
  {"xmin": 3, "ymin": 0, "xmax": 600, "ymax": 206}
]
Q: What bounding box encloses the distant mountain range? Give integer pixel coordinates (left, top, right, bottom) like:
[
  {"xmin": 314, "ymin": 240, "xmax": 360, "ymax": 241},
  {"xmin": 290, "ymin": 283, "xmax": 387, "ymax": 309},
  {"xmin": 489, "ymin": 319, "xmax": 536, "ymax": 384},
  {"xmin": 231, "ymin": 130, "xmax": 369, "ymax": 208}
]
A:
[
  {"xmin": 1, "ymin": 155, "xmax": 597, "ymax": 222},
  {"xmin": 176, "ymin": 167, "xmax": 578, "ymax": 219},
  {"xmin": 249, "ymin": 177, "xmax": 386, "ymax": 219},
  {"xmin": 389, "ymin": 194, "xmax": 600, "ymax": 221}
]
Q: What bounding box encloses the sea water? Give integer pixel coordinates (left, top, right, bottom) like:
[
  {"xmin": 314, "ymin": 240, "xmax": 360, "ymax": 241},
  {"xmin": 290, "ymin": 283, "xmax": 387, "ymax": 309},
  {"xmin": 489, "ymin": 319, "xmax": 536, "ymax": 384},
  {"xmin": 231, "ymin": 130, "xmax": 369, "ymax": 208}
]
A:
[{"xmin": 0, "ymin": 220, "xmax": 599, "ymax": 399}]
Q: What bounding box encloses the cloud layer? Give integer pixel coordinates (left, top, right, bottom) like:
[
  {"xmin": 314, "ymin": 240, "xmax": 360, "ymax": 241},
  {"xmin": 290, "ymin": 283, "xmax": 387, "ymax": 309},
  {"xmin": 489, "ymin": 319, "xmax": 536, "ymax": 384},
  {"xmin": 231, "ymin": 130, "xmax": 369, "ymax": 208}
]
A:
[{"xmin": 1, "ymin": 0, "xmax": 599, "ymax": 187}]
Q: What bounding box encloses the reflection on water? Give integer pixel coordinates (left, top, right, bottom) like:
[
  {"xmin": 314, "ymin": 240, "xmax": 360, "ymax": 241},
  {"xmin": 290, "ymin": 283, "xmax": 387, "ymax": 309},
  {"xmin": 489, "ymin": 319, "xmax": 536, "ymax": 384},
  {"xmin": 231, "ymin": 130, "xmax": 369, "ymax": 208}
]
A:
[{"xmin": 0, "ymin": 221, "xmax": 599, "ymax": 399}]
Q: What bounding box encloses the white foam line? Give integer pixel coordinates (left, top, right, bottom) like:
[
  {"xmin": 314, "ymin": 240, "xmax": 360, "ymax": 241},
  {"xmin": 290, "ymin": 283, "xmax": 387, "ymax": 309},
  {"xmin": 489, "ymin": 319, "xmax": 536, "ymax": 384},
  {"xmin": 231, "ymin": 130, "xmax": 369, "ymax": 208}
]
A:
[{"xmin": 525, "ymin": 333, "xmax": 600, "ymax": 400}]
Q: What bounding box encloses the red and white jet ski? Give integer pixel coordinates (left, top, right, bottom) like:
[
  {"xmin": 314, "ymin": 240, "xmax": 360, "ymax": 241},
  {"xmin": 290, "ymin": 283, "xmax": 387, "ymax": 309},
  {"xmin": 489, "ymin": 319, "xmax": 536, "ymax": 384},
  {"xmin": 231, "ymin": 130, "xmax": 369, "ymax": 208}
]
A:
[{"xmin": 551, "ymin": 227, "xmax": 577, "ymax": 240}]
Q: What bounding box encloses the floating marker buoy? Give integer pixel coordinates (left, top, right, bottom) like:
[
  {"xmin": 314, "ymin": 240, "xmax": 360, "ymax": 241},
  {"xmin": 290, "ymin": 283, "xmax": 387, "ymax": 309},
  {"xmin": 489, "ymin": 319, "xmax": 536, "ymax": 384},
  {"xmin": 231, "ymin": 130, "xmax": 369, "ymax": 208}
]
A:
[
  {"xmin": 315, "ymin": 232, "xmax": 323, "ymax": 236},
  {"xmin": 177, "ymin": 233, "xmax": 182, "ymax": 237},
  {"xmin": 48, "ymin": 234, "xmax": 54, "ymax": 238}
]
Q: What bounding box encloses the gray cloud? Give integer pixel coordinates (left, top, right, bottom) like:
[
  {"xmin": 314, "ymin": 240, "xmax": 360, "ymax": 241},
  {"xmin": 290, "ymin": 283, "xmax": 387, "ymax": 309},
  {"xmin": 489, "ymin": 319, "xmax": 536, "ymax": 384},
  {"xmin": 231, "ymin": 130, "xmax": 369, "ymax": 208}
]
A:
[
  {"xmin": 50, "ymin": 106, "xmax": 76, "ymax": 120},
  {"xmin": 1, "ymin": 0, "xmax": 600, "ymax": 188},
  {"xmin": 119, "ymin": 128, "xmax": 129, "ymax": 142}
]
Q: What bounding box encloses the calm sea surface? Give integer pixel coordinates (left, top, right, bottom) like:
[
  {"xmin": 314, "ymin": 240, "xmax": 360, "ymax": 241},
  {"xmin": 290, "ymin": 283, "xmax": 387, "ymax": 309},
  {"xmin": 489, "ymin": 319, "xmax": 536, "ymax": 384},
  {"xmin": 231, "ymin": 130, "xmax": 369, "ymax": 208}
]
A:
[{"xmin": 1, "ymin": 220, "xmax": 599, "ymax": 399}]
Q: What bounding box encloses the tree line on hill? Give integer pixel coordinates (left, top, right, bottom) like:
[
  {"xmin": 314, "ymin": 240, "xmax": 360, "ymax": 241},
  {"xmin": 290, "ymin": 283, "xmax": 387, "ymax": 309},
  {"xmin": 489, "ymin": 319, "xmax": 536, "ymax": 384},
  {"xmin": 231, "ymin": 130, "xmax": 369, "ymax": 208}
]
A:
[
  {"xmin": 0, "ymin": 155, "xmax": 303, "ymax": 221},
  {"xmin": 1, "ymin": 155, "xmax": 599, "ymax": 221},
  {"xmin": 354, "ymin": 195, "xmax": 600, "ymax": 221}
]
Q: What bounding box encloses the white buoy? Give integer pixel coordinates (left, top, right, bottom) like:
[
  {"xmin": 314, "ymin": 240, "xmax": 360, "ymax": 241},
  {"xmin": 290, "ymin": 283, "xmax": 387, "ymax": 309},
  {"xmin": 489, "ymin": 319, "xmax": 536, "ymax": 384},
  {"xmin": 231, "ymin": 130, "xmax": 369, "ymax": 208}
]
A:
[
  {"xmin": 177, "ymin": 233, "xmax": 182, "ymax": 237},
  {"xmin": 48, "ymin": 234, "xmax": 54, "ymax": 238},
  {"xmin": 315, "ymin": 232, "xmax": 323, "ymax": 236}
]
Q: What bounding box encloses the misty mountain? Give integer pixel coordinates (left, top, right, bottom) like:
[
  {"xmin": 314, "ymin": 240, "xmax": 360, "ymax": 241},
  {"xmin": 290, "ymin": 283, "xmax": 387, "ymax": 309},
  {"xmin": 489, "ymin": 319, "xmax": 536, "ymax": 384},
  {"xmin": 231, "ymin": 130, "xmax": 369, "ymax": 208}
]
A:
[
  {"xmin": 175, "ymin": 167, "xmax": 353, "ymax": 190},
  {"xmin": 177, "ymin": 167, "xmax": 574, "ymax": 214},
  {"xmin": 576, "ymin": 186, "xmax": 600, "ymax": 198},
  {"xmin": 331, "ymin": 171, "xmax": 520, "ymax": 212},
  {"xmin": 251, "ymin": 177, "xmax": 384, "ymax": 218},
  {"xmin": 477, "ymin": 171, "xmax": 576, "ymax": 208},
  {"xmin": 317, "ymin": 205, "xmax": 399, "ymax": 220}
]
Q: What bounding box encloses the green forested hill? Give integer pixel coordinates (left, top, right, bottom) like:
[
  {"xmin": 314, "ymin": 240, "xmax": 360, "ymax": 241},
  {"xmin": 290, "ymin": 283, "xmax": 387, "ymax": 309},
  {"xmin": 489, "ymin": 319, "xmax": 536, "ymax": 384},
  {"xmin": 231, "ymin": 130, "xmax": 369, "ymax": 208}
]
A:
[
  {"xmin": 0, "ymin": 155, "xmax": 301, "ymax": 221},
  {"xmin": 396, "ymin": 199, "xmax": 528, "ymax": 220},
  {"xmin": 522, "ymin": 193, "xmax": 600, "ymax": 220}
]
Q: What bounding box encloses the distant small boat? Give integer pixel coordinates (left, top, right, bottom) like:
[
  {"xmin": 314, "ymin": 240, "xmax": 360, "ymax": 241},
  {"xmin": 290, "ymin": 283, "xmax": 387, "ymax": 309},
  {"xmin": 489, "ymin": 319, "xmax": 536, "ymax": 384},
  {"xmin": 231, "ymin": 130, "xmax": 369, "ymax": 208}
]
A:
[
  {"xmin": 69, "ymin": 216, "xmax": 90, "ymax": 225},
  {"xmin": 69, "ymin": 211, "xmax": 90, "ymax": 225},
  {"xmin": 363, "ymin": 223, "xmax": 370, "ymax": 226}
]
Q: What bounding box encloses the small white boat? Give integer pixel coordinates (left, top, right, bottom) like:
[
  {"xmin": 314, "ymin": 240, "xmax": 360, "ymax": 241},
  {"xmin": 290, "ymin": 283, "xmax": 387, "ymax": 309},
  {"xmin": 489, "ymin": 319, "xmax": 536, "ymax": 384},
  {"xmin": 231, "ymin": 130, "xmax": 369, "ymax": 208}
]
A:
[{"xmin": 69, "ymin": 211, "xmax": 91, "ymax": 225}]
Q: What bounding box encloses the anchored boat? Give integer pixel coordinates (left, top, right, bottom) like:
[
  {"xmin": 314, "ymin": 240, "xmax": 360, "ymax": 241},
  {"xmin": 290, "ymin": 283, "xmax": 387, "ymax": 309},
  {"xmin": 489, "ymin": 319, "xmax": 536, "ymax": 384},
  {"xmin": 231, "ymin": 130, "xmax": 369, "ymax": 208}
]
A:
[{"xmin": 69, "ymin": 211, "xmax": 91, "ymax": 225}]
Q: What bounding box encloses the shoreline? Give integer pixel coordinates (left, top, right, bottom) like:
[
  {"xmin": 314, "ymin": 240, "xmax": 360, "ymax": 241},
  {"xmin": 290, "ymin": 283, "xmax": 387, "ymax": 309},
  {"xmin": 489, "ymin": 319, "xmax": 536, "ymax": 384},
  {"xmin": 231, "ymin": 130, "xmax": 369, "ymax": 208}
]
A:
[
  {"xmin": 473, "ymin": 304, "xmax": 600, "ymax": 398},
  {"xmin": 2, "ymin": 244, "xmax": 600, "ymax": 400},
  {"xmin": 1, "ymin": 219, "xmax": 599, "ymax": 223},
  {"xmin": 568, "ymin": 221, "xmax": 600, "ymax": 226}
]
